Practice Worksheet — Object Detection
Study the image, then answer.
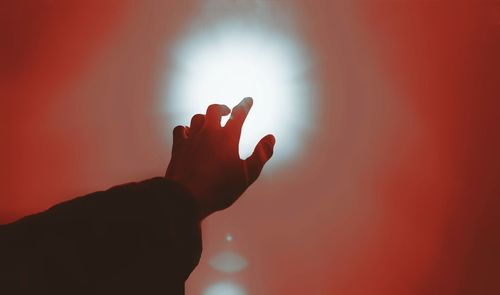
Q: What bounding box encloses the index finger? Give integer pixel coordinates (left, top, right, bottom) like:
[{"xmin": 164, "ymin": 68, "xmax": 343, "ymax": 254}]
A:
[{"xmin": 225, "ymin": 97, "xmax": 253, "ymax": 135}]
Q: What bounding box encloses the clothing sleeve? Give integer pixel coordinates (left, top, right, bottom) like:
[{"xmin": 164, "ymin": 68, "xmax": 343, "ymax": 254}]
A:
[{"xmin": 0, "ymin": 177, "xmax": 202, "ymax": 295}]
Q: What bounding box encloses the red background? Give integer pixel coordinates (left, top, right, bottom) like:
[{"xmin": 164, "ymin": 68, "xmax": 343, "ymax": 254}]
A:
[{"xmin": 1, "ymin": 1, "xmax": 499, "ymax": 294}]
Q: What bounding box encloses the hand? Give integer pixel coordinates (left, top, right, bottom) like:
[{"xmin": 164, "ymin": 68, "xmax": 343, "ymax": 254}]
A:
[{"xmin": 165, "ymin": 97, "xmax": 275, "ymax": 219}]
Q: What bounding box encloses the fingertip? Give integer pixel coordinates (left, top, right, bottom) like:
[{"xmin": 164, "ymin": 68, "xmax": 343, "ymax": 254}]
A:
[
  {"xmin": 234, "ymin": 97, "xmax": 253, "ymax": 112},
  {"xmin": 229, "ymin": 97, "xmax": 253, "ymax": 121},
  {"xmin": 255, "ymin": 135, "xmax": 274, "ymax": 161},
  {"xmin": 208, "ymin": 104, "xmax": 230, "ymax": 114},
  {"xmin": 191, "ymin": 113, "xmax": 205, "ymax": 122},
  {"xmin": 243, "ymin": 97, "xmax": 253, "ymax": 107},
  {"xmin": 206, "ymin": 104, "xmax": 218, "ymax": 114},
  {"xmin": 206, "ymin": 104, "xmax": 231, "ymax": 126},
  {"xmin": 261, "ymin": 134, "xmax": 276, "ymax": 158},
  {"xmin": 265, "ymin": 134, "xmax": 276, "ymax": 147},
  {"xmin": 190, "ymin": 113, "xmax": 205, "ymax": 133},
  {"xmin": 244, "ymin": 134, "xmax": 274, "ymax": 184},
  {"xmin": 221, "ymin": 104, "xmax": 231, "ymax": 116},
  {"xmin": 172, "ymin": 125, "xmax": 187, "ymax": 144},
  {"xmin": 173, "ymin": 125, "xmax": 186, "ymax": 136}
]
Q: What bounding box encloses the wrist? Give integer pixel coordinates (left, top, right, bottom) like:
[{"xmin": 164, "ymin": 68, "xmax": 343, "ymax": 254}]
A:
[{"xmin": 166, "ymin": 178, "xmax": 212, "ymax": 220}]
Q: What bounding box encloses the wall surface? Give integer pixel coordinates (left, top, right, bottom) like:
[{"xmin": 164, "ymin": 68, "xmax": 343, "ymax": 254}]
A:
[{"xmin": 1, "ymin": 1, "xmax": 499, "ymax": 294}]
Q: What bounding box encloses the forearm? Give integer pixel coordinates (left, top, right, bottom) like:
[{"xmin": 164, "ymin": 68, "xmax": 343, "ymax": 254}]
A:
[{"xmin": 0, "ymin": 178, "xmax": 202, "ymax": 294}]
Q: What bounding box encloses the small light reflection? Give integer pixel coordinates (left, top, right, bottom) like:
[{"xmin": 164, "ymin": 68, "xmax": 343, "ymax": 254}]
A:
[
  {"xmin": 203, "ymin": 282, "xmax": 246, "ymax": 295},
  {"xmin": 209, "ymin": 251, "xmax": 248, "ymax": 273}
]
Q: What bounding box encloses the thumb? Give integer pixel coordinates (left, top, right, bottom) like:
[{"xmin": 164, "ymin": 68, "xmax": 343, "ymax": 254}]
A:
[{"xmin": 244, "ymin": 134, "xmax": 275, "ymax": 184}]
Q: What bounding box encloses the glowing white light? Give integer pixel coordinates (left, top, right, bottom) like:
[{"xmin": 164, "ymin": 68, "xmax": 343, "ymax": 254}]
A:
[
  {"xmin": 209, "ymin": 251, "xmax": 248, "ymax": 273},
  {"xmin": 204, "ymin": 282, "xmax": 246, "ymax": 295},
  {"xmin": 225, "ymin": 233, "xmax": 233, "ymax": 242},
  {"xmin": 164, "ymin": 16, "xmax": 314, "ymax": 166}
]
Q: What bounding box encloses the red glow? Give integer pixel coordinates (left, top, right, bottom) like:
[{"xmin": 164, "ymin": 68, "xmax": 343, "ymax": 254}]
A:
[{"xmin": 1, "ymin": 1, "xmax": 499, "ymax": 294}]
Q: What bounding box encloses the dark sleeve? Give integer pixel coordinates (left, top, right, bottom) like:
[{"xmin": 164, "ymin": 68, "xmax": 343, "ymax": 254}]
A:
[{"xmin": 0, "ymin": 177, "xmax": 202, "ymax": 295}]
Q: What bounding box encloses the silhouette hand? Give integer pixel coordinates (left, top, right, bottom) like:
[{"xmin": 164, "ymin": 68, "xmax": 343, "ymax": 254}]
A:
[{"xmin": 165, "ymin": 97, "xmax": 275, "ymax": 219}]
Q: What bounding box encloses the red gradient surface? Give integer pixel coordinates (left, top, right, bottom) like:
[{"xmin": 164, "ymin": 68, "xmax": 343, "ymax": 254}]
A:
[{"xmin": 1, "ymin": 1, "xmax": 499, "ymax": 294}]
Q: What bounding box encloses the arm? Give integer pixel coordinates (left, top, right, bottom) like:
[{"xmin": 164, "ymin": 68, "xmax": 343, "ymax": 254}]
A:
[
  {"xmin": 0, "ymin": 97, "xmax": 275, "ymax": 294},
  {"xmin": 1, "ymin": 178, "xmax": 201, "ymax": 294}
]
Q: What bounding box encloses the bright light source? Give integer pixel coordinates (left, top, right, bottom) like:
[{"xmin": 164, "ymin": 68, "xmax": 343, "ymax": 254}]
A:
[
  {"xmin": 204, "ymin": 282, "xmax": 246, "ymax": 295},
  {"xmin": 163, "ymin": 15, "xmax": 314, "ymax": 166}
]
